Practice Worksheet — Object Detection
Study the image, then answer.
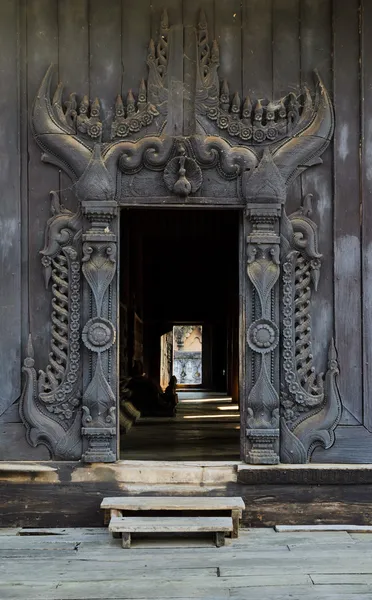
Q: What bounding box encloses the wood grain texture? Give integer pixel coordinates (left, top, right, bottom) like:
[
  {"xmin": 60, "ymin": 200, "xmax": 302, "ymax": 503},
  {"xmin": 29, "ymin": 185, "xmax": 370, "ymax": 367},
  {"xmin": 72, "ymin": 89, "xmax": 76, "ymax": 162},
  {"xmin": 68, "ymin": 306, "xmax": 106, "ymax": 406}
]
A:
[
  {"xmin": 361, "ymin": 0, "xmax": 372, "ymax": 434},
  {"xmin": 242, "ymin": 0, "xmax": 273, "ymax": 99},
  {"xmin": 89, "ymin": 0, "xmax": 122, "ymax": 140},
  {"xmin": 122, "ymin": 0, "xmax": 150, "ymax": 95},
  {"xmin": 58, "ymin": 0, "xmax": 89, "ymax": 212},
  {"xmin": 0, "ymin": 0, "xmax": 22, "ymax": 418},
  {"xmin": 109, "ymin": 515, "xmax": 233, "ymax": 532},
  {"xmin": 183, "ymin": 0, "xmax": 214, "ymax": 135},
  {"xmin": 3, "ymin": 0, "xmax": 372, "ymax": 465},
  {"xmin": 101, "ymin": 496, "xmax": 245, "ymax": 510},
  {"xmin": 300, "ymin": 0, "xmax": 334, "ymax": 377},
  {"xmin": 272, "ymin": 0, "xmax": 301, "ymax": 216},
  {"xmin": 333, "ymin": 0, "xmax": 362, "ymax": 425},
  {"xmin": 2, "ymin": 460, "xmax": 372, "ymax": 527},
  {"xmin": 312, "ymin": 425, "xmax": 372, "ymax": 463},
  {"xmin": 27, "ymin": 0, "xmax": 59, "ymax": 370},
  {"xmin": 215, "ymin": 0, "xmax": 242, "ymax": 98}
]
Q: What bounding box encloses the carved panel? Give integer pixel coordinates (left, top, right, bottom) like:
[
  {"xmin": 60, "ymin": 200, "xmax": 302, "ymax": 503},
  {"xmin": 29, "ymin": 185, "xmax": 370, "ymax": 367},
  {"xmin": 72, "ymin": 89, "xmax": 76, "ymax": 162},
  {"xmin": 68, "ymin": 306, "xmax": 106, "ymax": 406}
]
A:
[
  {"xmin": 21, "ymin": 8, "xmax": 340, "ymax": 465},
  {"xmin": 20, "ymin": 192, "xmax": 83, "ymax": 459},
  {"xmin": 280, "ymin": 195, "xmax": 342, "ymax": 463}
]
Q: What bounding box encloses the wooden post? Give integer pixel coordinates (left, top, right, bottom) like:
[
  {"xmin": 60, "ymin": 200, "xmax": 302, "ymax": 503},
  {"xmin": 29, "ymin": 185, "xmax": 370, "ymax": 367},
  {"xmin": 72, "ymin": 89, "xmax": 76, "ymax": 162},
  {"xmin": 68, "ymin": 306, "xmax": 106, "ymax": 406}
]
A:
[
  {"xmin": 215, "ymin": 532, "xmax": 225, "ymax": 547},
  {"xmin": 122, "ymin": 533, "xmax": 131, "ymax": 549}
]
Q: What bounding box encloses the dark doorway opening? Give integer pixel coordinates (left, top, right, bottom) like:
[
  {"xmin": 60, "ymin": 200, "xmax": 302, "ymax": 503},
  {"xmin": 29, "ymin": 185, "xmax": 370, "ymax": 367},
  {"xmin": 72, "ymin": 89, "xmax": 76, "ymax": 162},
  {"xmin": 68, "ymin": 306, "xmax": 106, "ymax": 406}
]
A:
[{"xmin": 119, "ymin": 209, "xmax": 240, "ymax": 460}]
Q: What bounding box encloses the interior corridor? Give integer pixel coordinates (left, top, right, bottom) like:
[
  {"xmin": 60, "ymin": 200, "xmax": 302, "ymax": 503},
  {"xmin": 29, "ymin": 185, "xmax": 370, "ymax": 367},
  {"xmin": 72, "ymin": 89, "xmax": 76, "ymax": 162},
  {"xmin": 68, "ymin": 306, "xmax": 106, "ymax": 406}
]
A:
[{"xmin": 119, "ymin": 209, "xmax": 241, "ymax": 461}]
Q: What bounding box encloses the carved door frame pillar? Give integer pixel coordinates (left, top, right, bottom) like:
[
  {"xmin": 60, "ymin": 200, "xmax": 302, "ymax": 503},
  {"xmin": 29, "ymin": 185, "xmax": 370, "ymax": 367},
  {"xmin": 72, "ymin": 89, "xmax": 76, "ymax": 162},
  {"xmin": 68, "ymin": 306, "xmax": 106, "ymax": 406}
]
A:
[{"xmin": 20, "ymin": 10, "xmax": 342, "ymax": 465}]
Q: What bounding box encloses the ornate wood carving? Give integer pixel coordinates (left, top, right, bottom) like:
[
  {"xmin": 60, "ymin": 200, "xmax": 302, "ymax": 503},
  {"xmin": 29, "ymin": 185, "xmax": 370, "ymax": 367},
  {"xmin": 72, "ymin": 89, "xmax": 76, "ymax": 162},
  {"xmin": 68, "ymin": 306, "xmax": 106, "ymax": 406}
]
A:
[
  {"xmin": 193, "ymin": 11, "xmax": 338, "ymax": 463},
  {"xmin": 280, "ymin": 195, "xmax": 342, "ymax": 462},
  {"xmin": 21, "ymin": 9, "xmax": 341, "ymax": 464},
  {"xmin": 20, "ymin": 192, "xmax": 83, "ymax": 459},
  {"xmin": 21, "ymin": 12, "xmax": 170, "ymax": 462}
]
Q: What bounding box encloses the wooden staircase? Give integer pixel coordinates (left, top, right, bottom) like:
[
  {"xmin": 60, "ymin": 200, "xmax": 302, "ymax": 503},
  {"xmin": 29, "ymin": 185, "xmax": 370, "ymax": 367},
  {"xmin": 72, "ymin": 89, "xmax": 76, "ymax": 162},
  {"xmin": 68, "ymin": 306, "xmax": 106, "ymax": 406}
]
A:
[{"xmin": 101, "ymin": 496, "xmax": 245, "ymax": 548}]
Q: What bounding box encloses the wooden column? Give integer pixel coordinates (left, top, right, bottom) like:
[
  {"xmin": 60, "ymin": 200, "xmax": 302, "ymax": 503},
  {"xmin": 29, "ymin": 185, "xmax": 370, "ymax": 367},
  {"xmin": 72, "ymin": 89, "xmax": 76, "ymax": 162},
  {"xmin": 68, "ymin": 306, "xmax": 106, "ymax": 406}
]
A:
[
  {"xmin": 78, "ymin": 146, "xmax": 118, "ymax": 463},
  {"xmin": 241, "ymin": 152, "xmax": 283, "ymax": 464}
]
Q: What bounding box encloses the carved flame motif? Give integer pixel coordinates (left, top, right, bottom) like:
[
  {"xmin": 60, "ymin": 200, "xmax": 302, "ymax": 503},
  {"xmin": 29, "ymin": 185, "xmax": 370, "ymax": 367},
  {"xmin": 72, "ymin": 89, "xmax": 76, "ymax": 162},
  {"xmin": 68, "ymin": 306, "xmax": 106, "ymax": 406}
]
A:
[
  {"xmin": 195, "ymin": 9, "xmax": 334, "ymax": 175},
  {"xmin": 196, "ymin": 11, "xmax": 310, "ymax": 145}
]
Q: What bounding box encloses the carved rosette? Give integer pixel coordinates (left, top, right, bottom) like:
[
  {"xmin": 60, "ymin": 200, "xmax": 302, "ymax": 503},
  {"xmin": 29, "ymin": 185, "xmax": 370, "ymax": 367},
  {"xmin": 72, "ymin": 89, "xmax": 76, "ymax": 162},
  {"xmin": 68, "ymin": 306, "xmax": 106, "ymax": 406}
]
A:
[
  {"xmin": 76, "ymin": 145, "xmax": 118, "ymax": 462},
  {"xmin": 26, "ymin": 9, "xmax": 339, "ymax": 466},
  {"xmin": 243, "ymin": 151, "xmax": 285, "ymax": 464},
  {"xmin": 20, "ymin": 192, "xmax": 83, "ymax": 459}
]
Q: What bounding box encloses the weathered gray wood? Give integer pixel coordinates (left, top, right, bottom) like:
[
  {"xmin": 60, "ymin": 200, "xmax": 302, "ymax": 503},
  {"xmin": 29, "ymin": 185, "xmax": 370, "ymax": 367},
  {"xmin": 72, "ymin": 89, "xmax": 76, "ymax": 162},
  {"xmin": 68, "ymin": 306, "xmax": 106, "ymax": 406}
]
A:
[
  {"xmin": 0, "ymin": 424, "xmax": 50, "ymax": 461},
  {"xmin": 311, "ymin": 574, "xmax": 372, "ymax": 585},
  {"xmin": 0, "ymin": 0, "xmax": 21, "ymax": 419},
  {"xmin": 312, "ymin": 425, "xmax": 372, "ymax": 463},
  {"xmin": 215, "ymin": 531, "xmax": 225, "ymax": 547},
  {"xmin": 272, "ymin": 0, "xmax": 301, "ymax": 217},
  {"xmin": 58, "ymin": 0, "xmax": 89, "ymax": 213},
  {"xmin": 230, "ymin": 587, "xmax": 372, "ymax": 600},
  {"xmin": 122, "ymin": 0, "xmax": 150, "ymax": 95},
  {"xmin": 158, "ymin": 0, "xmax": 183, "ymax": 137},
  {"xmin": 27, "ymin": 0, "xmax": 59, "ymax": 370},
  {"xmin": 361, "ymin": 0, "xmax": 372, "ymax": 434},
  {"xmin": 215, "ymin": 0, "xmax": 242, "ymax": 98},
  {"xmin": 89, "ymin": 0, "xmax": 122, "ymax": 140},
  {"xmin": 183, "ymin": 0, "xmax": 214, "ymax": 136},
  {"xmin": 275, "ymin": 524, "xmax": 372, "ymax": 533},
  {"xmin": 333, "ymin": 0, "xmax": 362, "ymax": 426},
  {"xmin": 300, "ymin": 0, "xmax": 333, "ymax": 379},
  {"xmin": 121, "ymin": 532, "xmax": 131, "ymax": 548},
  {"xmin": 101, "ymin": 496, "xmax": 245, "ymax": 511},
  {"xmin": 109, "ymin": 516, "xmax": 233, "ymax": 533},
  {"xmin": 119, "ymin": 196, "xmax": 244, "ymax": 207},
  {"xmin": 242, "ymin": 0, "xmax": 272, "ymax": 99}
]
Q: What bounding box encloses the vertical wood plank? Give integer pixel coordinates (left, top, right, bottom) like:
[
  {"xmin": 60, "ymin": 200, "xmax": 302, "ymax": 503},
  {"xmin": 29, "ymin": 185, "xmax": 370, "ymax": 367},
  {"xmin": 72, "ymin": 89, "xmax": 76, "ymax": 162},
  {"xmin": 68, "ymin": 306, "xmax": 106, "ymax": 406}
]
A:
[
  {"xmin": 361, "ymin": 0, "xmax": 372, "ymax": 432},
  {"xmin": 0, "ymin": 0, "xmax": 21, "ymax": 417},
  {"xmin": 183, "ymin": 0, "xmax": 214, "ymax": 135},
  {"xmin": 242, "ymin": 0, "xmax": 273, "ymax": 99},
  {"xmin": 20, "ymin": 0, "xmax": 29, "ymax": 397},
  {"xmin": 300, "ymin": 0, "xmax": 333, "ymax": 376},
  {"xmin": 215, "ymin": 0, "xmax": 242, "ymax": 98},
  {"xmin": 272, "ymin": 0, "xmax": 300, "ymax": 97},
  {"xmin": 122, "ymin": 0, "xmax": 150, "ymax": 95},
  {"xmin": 89, "ymin": 0, "xmax": 122, "ymax": 140},
  {"xmin": 333, "ymin": 0, "xmax": 362, "ymax": 425},
  {"xmin": 27, "ymin": 0, "xmax": 59, "ymax": 368},
  {"xmin": 58, "ymin": 0, "xmax": 89, "ymax": 211},
  {"xmin": 272, "ymin": 0, "xmax": 301, "ymax": 216}
]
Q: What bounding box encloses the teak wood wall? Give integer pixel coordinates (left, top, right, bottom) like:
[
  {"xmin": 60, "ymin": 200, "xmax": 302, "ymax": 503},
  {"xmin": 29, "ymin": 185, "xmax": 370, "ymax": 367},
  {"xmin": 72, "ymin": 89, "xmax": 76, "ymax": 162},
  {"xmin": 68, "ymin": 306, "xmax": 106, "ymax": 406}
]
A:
[{"xmin": 0, "ymin": 0, "xmax": 371, "ymax": 462}]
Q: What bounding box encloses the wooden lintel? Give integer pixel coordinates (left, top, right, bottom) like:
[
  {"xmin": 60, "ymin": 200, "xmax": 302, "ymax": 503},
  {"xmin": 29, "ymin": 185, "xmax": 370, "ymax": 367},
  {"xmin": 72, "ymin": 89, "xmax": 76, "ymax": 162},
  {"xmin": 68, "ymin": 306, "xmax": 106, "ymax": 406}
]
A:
[{"xmin": 118, "ymin": 196, "xmax": 243, "ymax": 208}]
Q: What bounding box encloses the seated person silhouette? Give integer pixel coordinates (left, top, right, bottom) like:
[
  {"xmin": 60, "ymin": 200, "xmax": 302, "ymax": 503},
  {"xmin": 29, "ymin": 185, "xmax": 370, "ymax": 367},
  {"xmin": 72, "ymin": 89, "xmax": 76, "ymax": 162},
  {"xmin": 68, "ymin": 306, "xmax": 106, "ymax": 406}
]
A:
[
  {"xmin": 128, "ymin": 360, "xmax": 176, "ymax": 417},
  {"xmin": 163, "ymin": 375, "xmax": 179, "ymax": 412}
]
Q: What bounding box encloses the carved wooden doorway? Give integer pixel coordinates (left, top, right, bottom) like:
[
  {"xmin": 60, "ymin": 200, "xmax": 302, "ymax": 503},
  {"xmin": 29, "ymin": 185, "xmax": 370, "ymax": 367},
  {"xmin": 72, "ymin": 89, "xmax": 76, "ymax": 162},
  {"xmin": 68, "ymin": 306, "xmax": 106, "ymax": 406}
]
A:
[
  {"xmin": 20, "ymin": 8, "xmax": 341, "ymax": 465},
  {"xmin": 118, "ymin": 207, "xmax": 240, "ymax": 461}
]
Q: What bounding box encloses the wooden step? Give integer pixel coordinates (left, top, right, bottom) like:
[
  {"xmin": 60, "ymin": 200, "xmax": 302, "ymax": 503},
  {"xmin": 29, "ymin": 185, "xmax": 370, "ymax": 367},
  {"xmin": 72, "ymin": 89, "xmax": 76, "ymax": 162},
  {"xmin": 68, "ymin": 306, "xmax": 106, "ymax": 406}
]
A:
[
  {"xmin": 101, "ymin": 496, "xmax": 245, "ymax": 538},
  {"xmin": 108, "ymin": 515, "xmax": 233, "ymax": 548},
  {"xmin": 101, "ymin": 496, "xmax": 245, "ymax": 511}
]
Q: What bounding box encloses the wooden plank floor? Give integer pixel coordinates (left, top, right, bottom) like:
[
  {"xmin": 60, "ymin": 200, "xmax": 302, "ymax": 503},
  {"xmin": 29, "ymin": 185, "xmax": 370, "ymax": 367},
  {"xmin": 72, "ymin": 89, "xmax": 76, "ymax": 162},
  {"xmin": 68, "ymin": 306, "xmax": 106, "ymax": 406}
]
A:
[
  {"xmin": 120, "ymin": 391, "xmax": 240, "ymax": 461},
  {"xmin": 1, "ymin": 527, "xmax": 372, "ymax": 598}
]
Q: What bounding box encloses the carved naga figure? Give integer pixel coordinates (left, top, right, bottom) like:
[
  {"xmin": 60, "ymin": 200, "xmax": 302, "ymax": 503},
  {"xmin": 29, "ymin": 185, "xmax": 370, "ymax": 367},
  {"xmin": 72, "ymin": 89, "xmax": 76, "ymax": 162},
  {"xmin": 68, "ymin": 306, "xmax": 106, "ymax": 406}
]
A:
[
  {"xmin": 193, "ymin": 11, "xmax": 341, "ymax": 463},
  {"xmin": 21, "ymin": 12, "xmax": 172, "ymax": 461},
  {"xmin": 21, "ymin": 9, "xmax": 341, "ymax": 463}
]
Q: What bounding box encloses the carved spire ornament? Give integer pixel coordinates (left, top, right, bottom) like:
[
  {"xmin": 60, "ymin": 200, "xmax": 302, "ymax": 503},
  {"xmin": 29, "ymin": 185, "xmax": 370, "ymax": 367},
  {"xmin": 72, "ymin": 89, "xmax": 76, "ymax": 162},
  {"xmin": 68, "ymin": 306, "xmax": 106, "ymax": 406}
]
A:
[{"xmin": 20, "ymin": 10, "xmax": 341, "ymax": 464}]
